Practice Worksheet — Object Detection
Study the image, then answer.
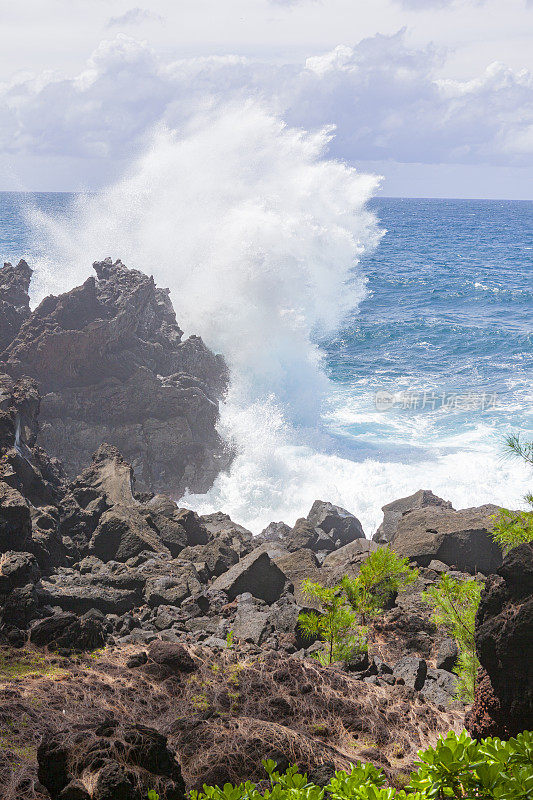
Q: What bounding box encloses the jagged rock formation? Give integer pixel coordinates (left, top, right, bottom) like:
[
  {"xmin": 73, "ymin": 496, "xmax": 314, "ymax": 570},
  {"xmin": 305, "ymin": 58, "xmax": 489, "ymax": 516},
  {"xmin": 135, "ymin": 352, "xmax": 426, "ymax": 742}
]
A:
[
  {"xmin": 0, "ymin": 257, "xmax": 230, "ymax": 495},
  {"xmin": 0, "ymin": 260, "xmax": 32, "ymax": 351},
  {"xmin": 466, "ymin": 542, "xmax": 533, "ymax": 738},
  {"xmin": 373, "ymin": 490, "xmax": 453, "ymax": 544},
  {"xmin": 372, "ymin": 489, "xmax": 502, "ymax": 574}
]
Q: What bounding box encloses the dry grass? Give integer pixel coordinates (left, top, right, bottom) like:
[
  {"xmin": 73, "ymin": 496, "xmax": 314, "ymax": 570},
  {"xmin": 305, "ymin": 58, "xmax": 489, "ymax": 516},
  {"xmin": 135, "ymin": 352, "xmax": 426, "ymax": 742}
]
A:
[{"xmin": 0, "ymin": 643, "xmax": 464, "ymax": 799}]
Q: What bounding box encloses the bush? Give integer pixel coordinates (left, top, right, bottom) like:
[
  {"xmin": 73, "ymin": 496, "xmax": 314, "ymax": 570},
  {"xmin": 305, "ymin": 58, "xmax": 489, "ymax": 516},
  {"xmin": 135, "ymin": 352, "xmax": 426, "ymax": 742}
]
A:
[
  {"xmin": 492, "ymin": 432, "xmax": 533, "ymax": 553},
  {"xmin": 188, "ymin": 730, "xmax": 533, "ymax": 800},
  {"xmin": 422, "ymin": 574, "xmax": 481, "ymax": 702},
  {"xmin": 298, "ymin": 580, "xmax": 364, "ymax": 665},
  {"xmin": 341, "ymin": 548, "xmax": 418, "ymax": 626}
]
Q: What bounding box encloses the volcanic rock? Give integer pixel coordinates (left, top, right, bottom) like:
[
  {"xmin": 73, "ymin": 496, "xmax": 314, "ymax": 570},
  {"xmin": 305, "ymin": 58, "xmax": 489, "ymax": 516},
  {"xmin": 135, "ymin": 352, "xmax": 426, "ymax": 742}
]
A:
[
  {"xmin": 393, "ymin": 656, "xmax": 427, "ymax": 690},
  {"xmin": 374, "ymin": 490, "xmax": 453, "ymax": 544},
  {"xmin": 2, "ymin": 258, "xmax": 229, "ymax": 496},
  {"xmin": 467, "ymin": 542, "xmax": 533, "ymax": 737},
  {"xmin": 37, "ymin": 721, "xmax": 185, "ymax": 800},
  {"xmin": 391, "ymin": 503, "xmax": 502, "ymax": 574},
  {"xmin": 211, "ymin": 548, "xmax": 288, "ymax": 604},
  {"xmin": 0, "ymin": 260, "xmax": 32, "ymax": 351}
]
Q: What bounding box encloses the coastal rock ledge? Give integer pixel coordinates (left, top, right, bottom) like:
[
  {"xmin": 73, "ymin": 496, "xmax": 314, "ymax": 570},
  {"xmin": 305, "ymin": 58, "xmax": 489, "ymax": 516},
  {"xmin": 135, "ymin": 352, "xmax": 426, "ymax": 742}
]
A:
[{"xmin": 0, "ymin": 257, "xmax": 230, "ymax": 496}]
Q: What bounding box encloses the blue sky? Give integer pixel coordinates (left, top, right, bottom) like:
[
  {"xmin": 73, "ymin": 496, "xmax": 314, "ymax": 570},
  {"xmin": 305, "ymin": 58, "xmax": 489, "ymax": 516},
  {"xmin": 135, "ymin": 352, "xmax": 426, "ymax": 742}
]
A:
[{"xmin": 0, "ymin": 0, "xmax": 532, "ymax": 198}]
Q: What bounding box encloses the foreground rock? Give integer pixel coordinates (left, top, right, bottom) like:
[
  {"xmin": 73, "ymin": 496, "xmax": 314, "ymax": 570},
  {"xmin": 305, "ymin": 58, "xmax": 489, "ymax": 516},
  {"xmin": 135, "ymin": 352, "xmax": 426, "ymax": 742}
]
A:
[
  {"xmin": 38, "ymin": 720, "xmax": 185, "ymax": 800},
  {"xmin": 1, "ymin": 258, "xmax": 230, "ymax": 496},
  {"xmin": 390, "ymin": 502, "xmax": 502, "ymax": 574},
  {"xmin": 467, "ymin": 542, "xmax": 533, "ymax": 738}
]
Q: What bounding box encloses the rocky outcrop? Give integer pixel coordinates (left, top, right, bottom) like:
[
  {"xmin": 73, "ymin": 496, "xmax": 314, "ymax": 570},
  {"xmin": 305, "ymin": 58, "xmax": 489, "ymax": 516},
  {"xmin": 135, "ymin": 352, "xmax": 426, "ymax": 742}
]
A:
[
  {"xmin": 0, "ymin": 260, "xmax": 32, "ymax": 351},
  {"xmin": 1, "ymin": 258, "xmax": 230, "ymax": 496},
  {"xmin": 0, "ymin": 373, "xmax": 67, "ymax": 573},
  {"xmin": 211, "ymin": 547, "xmax": 288, "ymax": 604},
  {"xmin": 261, "ymin": 501, "xmax": 365, "ymax": 556},
  {"xmin": 466, "ymin": 543, "xmax": 533, "ymax": 738},
  {"xmin": 373, "ymin": 490, "xmax": 453, "ymax": 544},
  {"xmin": 390, "ymin": 503, "xmax": 502, "ymax": 574}
]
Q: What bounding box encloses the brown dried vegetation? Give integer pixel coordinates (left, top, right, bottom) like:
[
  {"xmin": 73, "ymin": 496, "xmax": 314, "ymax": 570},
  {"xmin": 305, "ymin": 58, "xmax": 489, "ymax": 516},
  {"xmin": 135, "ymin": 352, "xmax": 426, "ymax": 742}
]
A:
[{"xmin": 0, "ymin": 644, "xmax": 462, "ymax": 800}]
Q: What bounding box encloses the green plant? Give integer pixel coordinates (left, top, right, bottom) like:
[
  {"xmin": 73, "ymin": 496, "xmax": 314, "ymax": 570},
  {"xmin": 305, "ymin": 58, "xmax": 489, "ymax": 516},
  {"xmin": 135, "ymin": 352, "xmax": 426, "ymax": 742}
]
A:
[
  {"xmin": 408, "ymin": 729, "xmax": 533, "ymax": 799},
  {"xmin": 188, "ymin": 731, "xmax": 533, "ymax": 800},
  {"xmin": 147, "ymin": 791, "xmax": 160, "ymax": 800},
  {"xmin": 341, "ymin": 548, "xmax": 418, "ymax": 626},
  {"xmin": 503, "ymin": 432, "xmax": 533, "ymax": 466},
  {"xmin": 491, "ymin": 432, "xmax": 533, "ymax": 553},
  {"xmin": 492, "ymin": 502, "xmax": 533, "ymax": 554},
  {"xmin": 423, "ymin": 574, "xmax": 481, "ymax": 701},
  {"xmin": 226, "ymin": 630, "xmax": 235, "ymax": 649},
  {"xmin": 298, "ymin": 580, "xmax": 363, "ymax": 665}
]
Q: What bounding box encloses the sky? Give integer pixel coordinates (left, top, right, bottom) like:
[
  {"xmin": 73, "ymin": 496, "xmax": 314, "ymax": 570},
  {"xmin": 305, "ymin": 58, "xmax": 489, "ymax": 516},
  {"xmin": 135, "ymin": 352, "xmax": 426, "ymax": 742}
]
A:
[{"xmin": 0, "ymin": 0, "xmax": 532, "ymax": 198}]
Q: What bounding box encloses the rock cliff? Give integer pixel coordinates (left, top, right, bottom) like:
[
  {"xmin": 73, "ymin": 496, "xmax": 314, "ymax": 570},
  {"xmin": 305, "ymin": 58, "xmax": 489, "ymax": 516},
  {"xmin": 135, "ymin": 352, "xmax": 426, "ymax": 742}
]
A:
[{"xmin": 0, "ymin": 257, "xmax": 230, "ymax": 496}]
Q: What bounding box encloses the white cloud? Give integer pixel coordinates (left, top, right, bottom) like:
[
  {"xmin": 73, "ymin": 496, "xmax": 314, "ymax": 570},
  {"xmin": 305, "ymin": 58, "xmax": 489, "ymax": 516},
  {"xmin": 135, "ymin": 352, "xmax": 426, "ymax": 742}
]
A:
[
  {"xmin": 106, "ymin": 7, "xmax": 164, "ymax": 28},
  {"xmin": 0, "ymin": 29, "xmax": 531, "ymax": 190}
]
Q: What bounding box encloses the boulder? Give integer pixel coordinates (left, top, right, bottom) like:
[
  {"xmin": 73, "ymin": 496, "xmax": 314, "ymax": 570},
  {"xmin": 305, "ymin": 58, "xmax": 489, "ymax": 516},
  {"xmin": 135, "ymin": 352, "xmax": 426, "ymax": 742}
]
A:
[
  {"xmin": 211, "ymin": 548, "xmax": 288, "ymax": 604},
  {"xmin": 200, "ymin": 511, "xmax": 253, "ymax": 555},
  {"xmin": 374, "ymin": 490, "xmax": 453, "ymax": 544},
  {"xmin": 37, "ymin": 721, "xmax": 185, "ymax": 800},
  {"xmin": 30, "ymin": 609, "xmax": 107, "ymax": 651},
  {"xmin": 436, "ymin": 638, "xmax": 459, "ymax": 672},
  {"xmin": 391, "ymin": 504, "xmax": 502, "ymax": 574},
  {"xmin": 307, "ymin": 500, "xmax": 365, "ymax": 546},
  {"xmin": 0, "ymin": 550, "xmax": 40, "ymax": 593},
  {"xmin": 393, "ymin": 656, "xmax": 427, "ymax": 690},
  {"xmin": 422, "ymin": 667, "xmax": 458, "ymax": 706},
  {"xmin": 273, "ymin": 549, "xmax": 321, "ymax": 604},
  {"xmin": 0, "ymin": 482, "xmax": 32, "ymax": 553},
  {"xmin": 38, "ymin": 578, "xmax": 139, "ymax": 615},
  {"xmin": 90, "ymin": 507, "xmax": 170, "ymax": 562},
  {"xmin": 148, "ymin": 640, "xmax": 197, "ymax": 675},
  {"xmin": 232, "ymin": 595, "xmax": 272, "ymax": 645},
  {"xmin": 321, "ymin": 538, "xmax": 380, "ymax": 583},
  {"xmin": 179, "ymin": 540, "xmax": 239, "ymax": 578},
  {"xmin": 467, "ymin": 543, "xmax": 533, "ymax": 737},
  {"xmin": 3, "ymin": 257, "xmax": 229, "ymax": 496}
]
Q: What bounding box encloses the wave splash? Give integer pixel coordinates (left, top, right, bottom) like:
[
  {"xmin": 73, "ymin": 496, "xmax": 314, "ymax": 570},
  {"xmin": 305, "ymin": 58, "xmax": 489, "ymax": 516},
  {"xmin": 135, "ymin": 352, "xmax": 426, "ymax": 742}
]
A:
[
  {"xmin": 28, "ymin": 104, "xmax": 381, "ymax": 426},
  {"xmin": 26, "ymin": 104, "xmax": 530, "ymax": 535}
]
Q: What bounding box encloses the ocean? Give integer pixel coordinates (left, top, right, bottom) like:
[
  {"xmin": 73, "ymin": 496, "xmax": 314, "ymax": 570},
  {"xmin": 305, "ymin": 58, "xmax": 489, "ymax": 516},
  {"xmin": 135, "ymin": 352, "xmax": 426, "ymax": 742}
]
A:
[{"xmin": 0, "ymin": 189, "xmax": 531, "ymax": 536}]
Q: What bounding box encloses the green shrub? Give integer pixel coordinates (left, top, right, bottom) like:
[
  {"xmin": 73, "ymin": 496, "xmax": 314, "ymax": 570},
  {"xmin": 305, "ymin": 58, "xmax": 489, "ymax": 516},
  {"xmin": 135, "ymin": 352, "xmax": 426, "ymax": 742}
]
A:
[
  {"xmin": 298, "ymin": 580, "xmax": 364, "ymax": 665},
  {"xmin": 341, "ymin": 548, "xmax": 418, "ymax": 626},
  {"xmin": 492, "ymin": 432, "xmax": 533, "ymax": 553},
  {"xmin": 187, "ymin": 730, "xmax": 533, "ymax": 800},
  {"xmin": 422, "ymin": 574, "xmax": 481, "ymax": 702}
]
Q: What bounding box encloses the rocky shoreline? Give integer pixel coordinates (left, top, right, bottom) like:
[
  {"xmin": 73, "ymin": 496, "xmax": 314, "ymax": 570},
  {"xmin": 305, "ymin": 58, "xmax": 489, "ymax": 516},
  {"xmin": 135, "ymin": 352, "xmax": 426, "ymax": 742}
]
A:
[{"xmin": 0, "ymin": 258, "xmax": 531, "ymax": 800}]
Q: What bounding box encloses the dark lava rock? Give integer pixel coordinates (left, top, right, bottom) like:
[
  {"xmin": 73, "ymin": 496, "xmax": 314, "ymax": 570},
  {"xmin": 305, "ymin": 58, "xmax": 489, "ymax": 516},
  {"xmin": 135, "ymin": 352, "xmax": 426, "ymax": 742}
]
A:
[
  {"xmin": 2, "ymin": 257, "xmax": 229, "ymax": 496},
  {"xmin": 0, "ymin": 550, "xmax": 40, "ymax": 593},
  {"xmin": 211, "ymin": 549, "xmax": 288, "ymax": 604},
  {"xmin": 148, "ymin": 640, "xmax": 197, "ymax": 675},
  {"xmin": 393, "ymin": 656, "xmax": 427, "ymax": 691},
  {"xmin": 37, "ymin": 721, "xmax": 185, "ymax": 800},
  {"xmin": 30, "ymin": 609, "xmax": 107, "ymax": 651},
  {"xmin": 391, "ymin": 503, "xmax": 502, "ymax": 574},
  {"xmin": 307, "ymin": 500, "xmax": 365, "ymax": 546},
  {"xmin": 0, "ymin": 259, "xmax": 32, "ymax": 351},
  {"xmin": 467, "ymin": 543, "xmax": 533, "ymax": 737},
  {"xmin": 436, "ymin": 638, "xmax": 459, "ymax": 672},
  {"xmin": 373, "ymin": 490, "xmax": 453, "ymax": 544}
]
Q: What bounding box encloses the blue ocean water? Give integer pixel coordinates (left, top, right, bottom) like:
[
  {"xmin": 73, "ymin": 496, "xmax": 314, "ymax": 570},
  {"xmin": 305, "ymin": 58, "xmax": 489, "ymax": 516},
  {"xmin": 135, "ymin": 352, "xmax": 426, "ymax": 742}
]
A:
[
  {"xmin": 0, "ymin": 191, "xmax": 531, "ymax": 529},
  {"xmin": 320, "ymin": 197, "xmax": 532, "ymax": 462}
]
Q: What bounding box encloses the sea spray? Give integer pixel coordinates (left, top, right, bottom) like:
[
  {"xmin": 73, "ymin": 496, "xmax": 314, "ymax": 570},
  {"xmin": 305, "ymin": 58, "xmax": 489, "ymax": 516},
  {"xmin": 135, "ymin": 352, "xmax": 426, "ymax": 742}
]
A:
[{"xmin": 24, "ymin": 105, "xmax": 531, "ymax": 534}]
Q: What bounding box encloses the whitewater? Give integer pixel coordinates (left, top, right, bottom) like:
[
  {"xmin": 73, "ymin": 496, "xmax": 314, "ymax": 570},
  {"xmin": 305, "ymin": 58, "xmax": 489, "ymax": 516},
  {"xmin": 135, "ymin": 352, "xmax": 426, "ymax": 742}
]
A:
[{"xmin": 13, "ymin": 105, "xmax": 533, "ymax": 536}]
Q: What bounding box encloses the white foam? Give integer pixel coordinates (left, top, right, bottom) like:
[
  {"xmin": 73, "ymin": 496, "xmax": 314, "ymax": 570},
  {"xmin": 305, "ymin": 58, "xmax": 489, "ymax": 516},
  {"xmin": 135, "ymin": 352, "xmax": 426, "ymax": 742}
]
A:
[{"xmin": 25, "ymin": 104, "xmax": 531, "ymax": 535}]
